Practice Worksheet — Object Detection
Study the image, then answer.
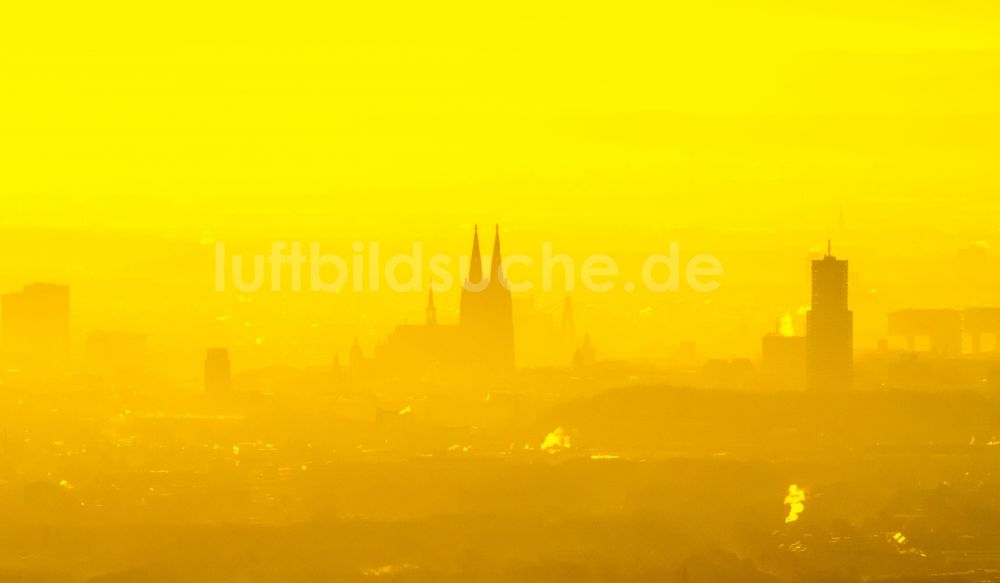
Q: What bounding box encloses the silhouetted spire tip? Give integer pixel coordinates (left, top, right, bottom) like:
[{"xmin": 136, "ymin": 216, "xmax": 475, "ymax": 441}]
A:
[{"xmin": 466, "ymin": 223, "xmax": 484, "ymax": 284}]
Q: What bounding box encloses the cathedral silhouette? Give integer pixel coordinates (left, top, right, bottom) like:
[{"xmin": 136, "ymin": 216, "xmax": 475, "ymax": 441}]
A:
[{"xmin": 373, "ymin": 225, "xmax": 515, "ymax": 376}]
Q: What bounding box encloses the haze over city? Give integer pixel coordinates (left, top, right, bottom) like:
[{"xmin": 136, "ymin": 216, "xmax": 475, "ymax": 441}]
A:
[{"xmin": 2, "ymin": 0, "xmax": 1000, "ymax": 581}]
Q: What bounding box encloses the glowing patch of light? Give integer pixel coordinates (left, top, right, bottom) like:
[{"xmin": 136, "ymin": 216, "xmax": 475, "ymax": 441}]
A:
[
  {"xmin": 779, "ymin": 312, "xmax": 795, "ymax": 336},
  {"xmin": 889, "ymin": 531, "xmax": 927, "ymax": 557},
  {"xmin": 784, "ymin": 484, "xmax": 805, "ymax": 523},
  {"xmin": 541, "ymin": 427, "xmax": 571, "ymax": 452},
  {"xmin": 362, "ymin": 564, "xmax": 418, "ymax": 577}
]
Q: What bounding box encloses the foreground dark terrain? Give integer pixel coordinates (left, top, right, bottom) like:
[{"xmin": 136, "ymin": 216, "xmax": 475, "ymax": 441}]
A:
[{"xmin": 2, "ymin": 380, "xmax": 999, "ymax": 582}]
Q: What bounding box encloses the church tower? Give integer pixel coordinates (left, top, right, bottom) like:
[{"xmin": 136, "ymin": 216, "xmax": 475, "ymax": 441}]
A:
[
  {"xmin": 459, "ymin": 224, "xmax": 515, "ymax": 371},
  {"xmin": 425, "ymin": 288, "xmax": 437, "ymax": 326},
  {"xmin": 485, "ymin": 224, "xmax": 515, "ymax": 369},
  {"xmin": 459, "ymin": 225, "xmax": 486, "ymax": 329}
]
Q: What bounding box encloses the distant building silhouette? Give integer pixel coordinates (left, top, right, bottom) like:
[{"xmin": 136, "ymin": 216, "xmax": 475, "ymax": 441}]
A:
[
  {"xmin": 425, "ymin": 288, "xmax": 437, "ymax": 326},
  {"xmin": 375, "ymin": 225, "xmax": 515, "ymax": 376},
  {"xmin": 561, "ymin": 296, "xmax": 577, "ymax": 361},
  {"xmin": 376, "ymin": 290, "xmax": 463, "ymax": 374},
  {"xmin": 204, "ymin": 347, "xmax": 231, "ymax": 393},
  {"xmin": 806, "ymin": 242, "xmax": 853, "ymax": 390},
  {"xmin": 887, "ymin": 307, "xmax": 1000, "ymax": 354},
  {"xmin": 887, "ymin": 309, "xmax": 963, "ymax": 355},
  {"xmin": 1, "ymin": 283, "xmax": 70, "ymax": 373},
  {"xmin": 964, "ymin": 308, "xmax": 1000, "ymax": 353},
  {"xmin": 573, "ymin": 333, "xmax": 596, "ymax": 369},
  {"xmin": 349, "ymin": 337, "xmax": 367, "ymax": 372},
  {"xmin": 459, "ymin": 225, "xmax": 514, "ymax": 371},
  {"xmin": 761, "ymin": 333, "xmax": 806, "ymax": 390}
]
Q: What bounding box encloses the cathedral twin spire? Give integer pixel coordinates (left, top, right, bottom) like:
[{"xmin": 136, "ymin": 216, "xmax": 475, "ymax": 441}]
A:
[
  {"xmin": 458, "ymin": 224, "xmax": 515, "ymax": 369},
  {"xmin": 468, "ymin": 225, "xmax": 483, "ymax": 284},
  {"xmin": 466, "ymin": 224, "xmax": 506, "ymax": 288}
]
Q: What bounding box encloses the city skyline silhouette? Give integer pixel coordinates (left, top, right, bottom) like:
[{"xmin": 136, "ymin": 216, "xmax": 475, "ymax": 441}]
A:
[{"xmin": 3, "ymin": 0, "xmax": 1000, "ymax": 581}]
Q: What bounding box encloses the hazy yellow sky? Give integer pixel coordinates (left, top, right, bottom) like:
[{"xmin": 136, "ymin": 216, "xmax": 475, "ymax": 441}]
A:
[
  {"xmin": 2, "ymin": 0, "xmax": 999, "ymax": 374},
  {"xmin": 2, "ymin": 0, "xmax": 999, "ymax": 227}
]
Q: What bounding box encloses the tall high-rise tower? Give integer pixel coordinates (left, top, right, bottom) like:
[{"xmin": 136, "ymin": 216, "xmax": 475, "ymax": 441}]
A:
[
  {"xmin": 806, "ymin": 242, "xmax": 853, "ymax": 390},
  {"xmin": 459, "ymin": 225, "xmax": 515, "ymax": 370}
]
